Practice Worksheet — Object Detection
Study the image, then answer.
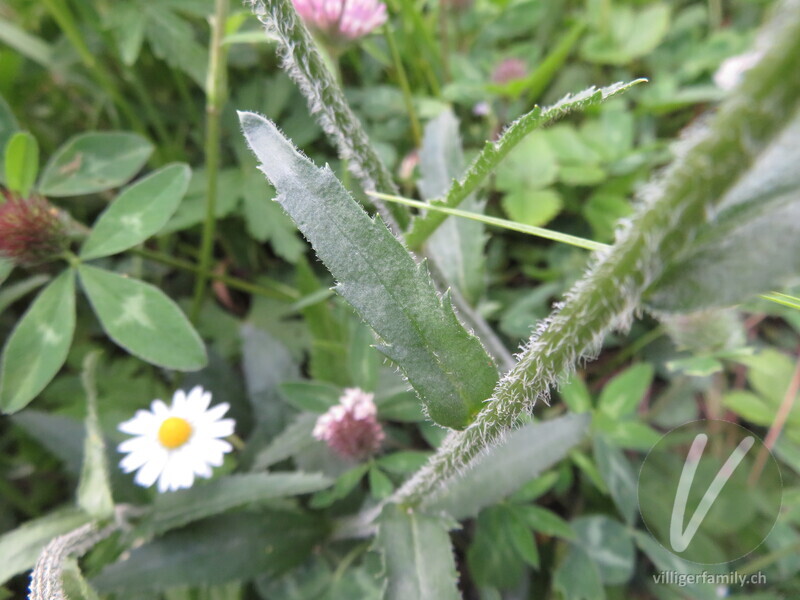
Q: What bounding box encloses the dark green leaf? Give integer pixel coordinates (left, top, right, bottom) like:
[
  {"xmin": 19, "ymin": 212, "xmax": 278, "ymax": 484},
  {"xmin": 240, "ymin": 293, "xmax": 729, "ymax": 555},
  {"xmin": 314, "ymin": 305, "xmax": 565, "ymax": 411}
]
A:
[
  {"xmin": 240, "ymin": 111, "xmax": 498, "ymax": 429},
  {"xmin": 143, "ymin": 472, "xmax": 332, "ymax": 536},
  {"xmin": 517, "ymin": 505, "xmax": 574, "ymax": 540},
  {"xmin": 77, "ymin": 352, "xmax": 114, "ymax": 519},
  {"xmin": 93, "ymin": 512, "xmax": 328, "ymax": 592},
  {"xmin": 376, "ymin": 504, "xmax": 460, "ymax": 600},
  {"xmin": 425, "ymin": 413, "xmax": 590, "ymax": 519}
]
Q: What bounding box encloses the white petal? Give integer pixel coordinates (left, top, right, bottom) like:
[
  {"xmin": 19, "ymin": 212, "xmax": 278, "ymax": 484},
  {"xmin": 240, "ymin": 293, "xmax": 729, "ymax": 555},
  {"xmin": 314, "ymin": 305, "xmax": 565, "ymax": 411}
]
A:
[
  {"xmin": 117, "ymin": 436, "xmax": 157, "ymax": 454},
  {"xmin": 118, "ymin": 410, "xmax": 158, "ymax": 435},
  {"xmin": 191, "ymin": 457, "xmax": 213, "ymax": 478},
  {"xmin": 119, "ymin": 450, "xmax": 151, "ymax": 473},
  {"xmin": 202, "ymin": 402, "xmax": 230, "ymax": 422},
  {"xmin": 198, "ymin": 419, "xmax": 235, "ymax": 439},
  {"xmin": 151, "ymin": 399, "xmax": 169, "ymax": 417},
  {"xmin": 134, "ymin": 450, "xmax": 168, "ymax": 488},
  {"xmin": 190, "ymin": 387, "xmax": 212, "ymax": 413}
]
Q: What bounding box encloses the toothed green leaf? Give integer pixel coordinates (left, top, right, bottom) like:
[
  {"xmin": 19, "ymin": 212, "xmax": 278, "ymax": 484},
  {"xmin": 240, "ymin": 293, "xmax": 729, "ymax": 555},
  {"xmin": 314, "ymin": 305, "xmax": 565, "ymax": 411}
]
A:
[
  {"xmin": 405, "ymin": 79, "xmax": 646, "ymax": 248},
  {"xmin": 239, "ymin": 112, "xmax": 498, "ymax": 429},
  {"xmin": 376, "ymin": 504, "xmax": 461, "ymax": 600}
]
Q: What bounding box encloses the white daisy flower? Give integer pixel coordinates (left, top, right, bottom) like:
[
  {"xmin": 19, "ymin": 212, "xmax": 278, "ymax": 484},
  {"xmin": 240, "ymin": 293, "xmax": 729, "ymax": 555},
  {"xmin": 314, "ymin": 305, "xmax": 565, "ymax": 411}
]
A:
[{"xmin": 117, "ymin": 386, "xmax": 235, "ymax": 493}]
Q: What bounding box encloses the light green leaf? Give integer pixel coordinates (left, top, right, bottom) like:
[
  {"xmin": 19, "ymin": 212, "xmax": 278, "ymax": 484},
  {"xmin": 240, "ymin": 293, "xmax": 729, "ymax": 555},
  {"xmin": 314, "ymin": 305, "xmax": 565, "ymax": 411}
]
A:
[
  {"xmin": 0, "ymin": 269, "xmax": 75, "ymax": 413},
  {"xmin": 0, "ymin": 507, "xmax": 91, "ymax": 585},
  {"xmin": 558, "ymin": 372, "xmax": 592, "ymax": 413},
  {"xmin": 572, "ymin": 516, "xmax": 634, "ymax": 585},
  {"xmin": 376, "ymin": 504, "xmax": 460, "ymax": 600},
  {"xmin": 593, "ymin": 414, "xmax": 662, "ymax": 450},
  {"xmin": 368, "ymin": 466, "xmax": 394, "ymax": 499},
  {"xmin": 76, "ymin": 352, "xmax": 114, "ymax": 520},
  {"xmin": 0, "ymin": 93, "xmax": 19, "ymax": 184},
  {"xmin": 501, "ymin": 188, "xmax": 563, "ymax": 228},
  {"xmin": 597, "ymin": 363, "xmax": 653, "ymax": 418},
  {"xmin": 144, "ymin": 5, "xmax": 208, "ymax": 88},
  {"xmin": 517, "ymin": 505, "xmax": 574, "ymax": 540},
  {"xmin": 348, "ymin": 322, "xmax": 380, "ymax": 391},
  {"xmin": 4, "ymin": 131, "xmax": 38, "ymax": 198},
  {"xmin": 80, "ymin": 163, "xmax": 191, "ymax": 260},
  {"xmin": 279, "ymin": 380, "xmax": 340, "ymax": 413},
  {"xmin": 419, "ymin": 109, "xmax": 486, "ymax": 306},
  {"xmin": 468, "ymin": 505, "xmax": 535, "ymax": 589},
  {"xmin": 495, "ymin": 132, "xmax": 557, "ymax": 192},
  {"xmin": 252, "ymin": 412, "xmax": 318, "ymax": 470},
  {"xmin": 62, "ymin": 557, "xmax": 102, "ymax": 600},
  {"xmin": 424, "ymin": 413, "xmax": 590, "ymax": 519},
  {"xmin": 0, "ymin": 258, "xmax": 12, "ymax": 286},
  {"xmin": 593, "ymin": 435, "xmax": 638, "ymax": 524},
  {"xmin": 78, "ymin": 265, "xmax": 206, "ymax": 370},
  {"xmin": 404, "ymin": 79, "xmax": 645, "ymax": 248},
  {"xmin": 0, "ymin": 273, "xmax": 49, "ymax": 316},
  {"xmin": 723, "ymin": 390, "xmax": 788, "ymax": 427},
  {"xmin": 309, "ymin": 464, "xmax": 368, "ymax": 508},
  {"xmin": 143, "ymin": 472, "xmax": 332, "ymax": 536},
  {"xmin": 553, "ymin": 544, "xmax": 605, "ymax": 600},
  {"xmin": 39, "ymin": 132, "xmax": 153, "ymax": 197},
  {"xmin": 582, "ymin": 4, "xmax": 671, "ymax": 65},
  {"xmin": 239, "ymin": 111, "xmax": 498, "ymax": 430},
  {"xmin": 646, "ymin": 111, "xmax": 800, "ymax": 313}
]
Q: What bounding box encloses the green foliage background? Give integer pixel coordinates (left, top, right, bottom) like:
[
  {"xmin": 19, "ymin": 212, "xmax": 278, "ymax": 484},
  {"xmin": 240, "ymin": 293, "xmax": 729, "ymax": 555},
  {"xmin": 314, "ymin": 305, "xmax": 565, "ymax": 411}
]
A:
[{"xmin": 1, "ymin": 0, "xmax": 800, "ymax": 599}]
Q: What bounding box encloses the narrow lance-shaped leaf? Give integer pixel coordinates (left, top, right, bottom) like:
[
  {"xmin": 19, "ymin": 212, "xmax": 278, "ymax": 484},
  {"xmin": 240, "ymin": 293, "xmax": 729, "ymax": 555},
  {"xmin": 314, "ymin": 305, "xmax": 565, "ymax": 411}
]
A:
[
  {"xmin": 405, "ymin": 79, "xmax": 646, "ymax": 249},
  {"xmin": 248, "ymin": 0, "xmax": 407, "ymax": 229},
  {"xmin": 4, "ymin": 130, "xmax": 38, "ymax": 198},
  {"xmin": 78, "ymin": 265, "xmax": 207, "ymax": 371},
  {"xmin": 394, "ymin": 1, "xmax": 800, "ymax": 505},
  {"xmin": 645, "ymin": 108, "xmax": 800, "ymax": 312},
  {"xmin": 141, "ymin": 472, "xmax": 332, "ymax": 537},
  {"xmin": 239, "ymin": 111, "xmax": 498, "ymax": 430},
  {"xmin": 0, "ymin": 508, "xmax": 91, "ymax": 585},
  {"xmin": 76, "ymin": 351, "xmax": 114, "ymax": 520},
  {"xmin": 376, "ymin": 504, "xmax": 461, "ymax": 600},
  {"xmin": 424, "ymin": 413, "xmax": 591, "ymax": 520},
  {"xmin": 0, "ymin": 269, "xmax": 75, "ymax": 414},
  {"xmin": 80, "ymin": 163, "xmax": 191, "ymax": 260},
  {"xmin": 420, "ymin": 110, "xmax": 486, "ymax": 306}
]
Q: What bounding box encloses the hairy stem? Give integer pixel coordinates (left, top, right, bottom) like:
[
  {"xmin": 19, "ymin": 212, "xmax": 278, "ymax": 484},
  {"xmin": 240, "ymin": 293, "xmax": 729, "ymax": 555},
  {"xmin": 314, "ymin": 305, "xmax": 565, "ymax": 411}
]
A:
[
  {"xmin": 394, "ymin": 0, "xmax": 800, "ymax": 505},
  {"xmin": 247, "ymin": 0, "xmax": 409, "ymax": 230}
]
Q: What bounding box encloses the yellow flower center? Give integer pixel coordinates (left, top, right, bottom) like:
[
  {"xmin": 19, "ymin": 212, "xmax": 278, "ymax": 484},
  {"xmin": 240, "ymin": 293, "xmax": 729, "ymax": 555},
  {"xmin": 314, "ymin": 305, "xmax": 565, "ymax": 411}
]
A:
[{"xmin": 158, "ymin": 417, "xmax": 193, "ymax": 449}]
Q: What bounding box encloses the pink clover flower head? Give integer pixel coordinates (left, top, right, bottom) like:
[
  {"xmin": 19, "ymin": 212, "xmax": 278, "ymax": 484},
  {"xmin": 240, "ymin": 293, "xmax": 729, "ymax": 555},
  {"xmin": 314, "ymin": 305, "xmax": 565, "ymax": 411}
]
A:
[
  {"xmin": 491, "ymin": 58, "xmax": 527, "ymax": 85},
  {"xmin": 292, "ymin": 0, "xmax": 387, "ymax": 44},
  {"xmin": 0, "ymin": 190, "xmax": 69, "ymax": 266},
  {"xmin": 313, "ymin": 387, "xmax": 384, "ymax": 459}
]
